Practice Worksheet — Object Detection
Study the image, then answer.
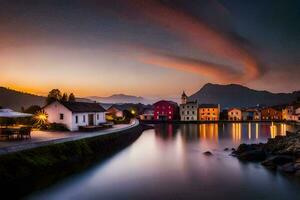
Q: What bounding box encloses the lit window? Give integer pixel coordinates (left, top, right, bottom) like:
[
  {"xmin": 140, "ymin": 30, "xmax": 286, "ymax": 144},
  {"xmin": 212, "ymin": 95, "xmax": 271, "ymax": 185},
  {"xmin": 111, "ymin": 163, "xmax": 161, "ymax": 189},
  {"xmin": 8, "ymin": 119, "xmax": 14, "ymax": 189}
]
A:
[{"xmin": 169, "ymin": 111, "xmax": 172, "ymax": 114}]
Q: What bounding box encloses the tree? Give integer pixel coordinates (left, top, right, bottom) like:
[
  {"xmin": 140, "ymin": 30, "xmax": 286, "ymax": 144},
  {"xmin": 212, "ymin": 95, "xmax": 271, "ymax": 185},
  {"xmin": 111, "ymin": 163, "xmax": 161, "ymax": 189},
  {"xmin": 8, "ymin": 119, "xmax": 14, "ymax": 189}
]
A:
[
  {"xmin": 61, "ymin": 93, "xmax": 68, "ymax": 102},
  {"xmin": 68, "ymin": 93, "xmax": 76, "ymax": 102},
  {"xmin": 46, "ymin": 89, "xmax": 62, "ymax": 105},
  {"xmin": 24, "ymin": 105, "xmax": 42, "ymax": 114}
]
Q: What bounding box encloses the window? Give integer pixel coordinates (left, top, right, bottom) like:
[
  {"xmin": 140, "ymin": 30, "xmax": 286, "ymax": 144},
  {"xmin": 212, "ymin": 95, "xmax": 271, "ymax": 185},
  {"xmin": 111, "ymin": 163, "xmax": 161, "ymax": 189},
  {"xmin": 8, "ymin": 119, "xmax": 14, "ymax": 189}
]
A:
[
  {"xmin": 83, "ymin": 115, "xmax": 86, "ymax": 123},
  {"xmin": 187, "ymin": 117, "xmax": 189, "ymax": 120},
  {"xmin": 182, "ymin": 111, "xmax": 184, "ymax": 115},
  {"xmin": 75, "ymin": 115, "xmax": 78, "ymax": 123},
  {"xmin": 169, "ymin": 111, "xmax": 172, "ymax": 114},
  {"xmin": 192, "ymin": 111, "xmax": 195, "ymax": 114},
  {"xmin": 97, "ymin": 114, "xmax": 99, "ymax": 120},
  {"xmin": 187, "ymin": 106, "xmax": 189, "ymax": 109},
  {"xmin": 60, "ymin": 113, "xmax": 64, "ymax": 120}
]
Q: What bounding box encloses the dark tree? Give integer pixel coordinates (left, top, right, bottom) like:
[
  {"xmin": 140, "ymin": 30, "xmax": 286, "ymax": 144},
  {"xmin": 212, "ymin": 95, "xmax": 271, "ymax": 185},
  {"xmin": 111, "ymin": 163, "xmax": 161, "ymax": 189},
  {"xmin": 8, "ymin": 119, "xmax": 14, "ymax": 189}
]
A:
[
  {"xmin": 46, "ymin": 89, "xmax": 62, "ymax": 105},
  {"xmin": 24, "ymin": 105, "xmax": 42, "ymax": 114},
  {"xmin": 68, "ymin": 93, "xmax": 76, "ymax": 102},
  {"xmin": 61, "ymin": 93, "xmax": 68, "ymax": 102}
]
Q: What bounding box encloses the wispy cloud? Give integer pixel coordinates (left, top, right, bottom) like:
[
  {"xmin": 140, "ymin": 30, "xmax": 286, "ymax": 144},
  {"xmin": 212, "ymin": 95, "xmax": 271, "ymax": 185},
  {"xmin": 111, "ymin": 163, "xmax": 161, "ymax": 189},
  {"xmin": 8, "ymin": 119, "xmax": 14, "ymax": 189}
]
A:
[{"xmin": 127, "ymin": 0, "xmax": 263, "ymax": 83}]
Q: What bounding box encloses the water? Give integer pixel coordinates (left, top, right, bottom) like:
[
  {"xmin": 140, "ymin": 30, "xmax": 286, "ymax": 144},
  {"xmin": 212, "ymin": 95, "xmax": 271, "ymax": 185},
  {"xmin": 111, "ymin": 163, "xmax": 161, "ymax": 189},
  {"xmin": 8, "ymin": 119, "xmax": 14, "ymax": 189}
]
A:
[{"xmin": 29, "ymin": 122, "xmax": 300, "ymax": 200}]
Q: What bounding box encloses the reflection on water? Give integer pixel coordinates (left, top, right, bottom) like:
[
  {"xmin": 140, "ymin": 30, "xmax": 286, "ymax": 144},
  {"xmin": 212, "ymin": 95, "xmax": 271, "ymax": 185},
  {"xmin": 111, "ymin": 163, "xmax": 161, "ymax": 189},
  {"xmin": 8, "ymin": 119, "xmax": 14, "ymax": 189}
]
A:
[{"xmin": 29, "ymin": 122, "xmax": 300, "ymax": 200}]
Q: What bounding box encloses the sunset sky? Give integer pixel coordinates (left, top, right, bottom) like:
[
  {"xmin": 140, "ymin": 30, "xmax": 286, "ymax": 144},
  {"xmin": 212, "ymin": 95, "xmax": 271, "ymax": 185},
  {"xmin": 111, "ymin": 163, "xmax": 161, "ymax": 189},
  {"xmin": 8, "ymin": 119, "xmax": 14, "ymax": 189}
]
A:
[{"xmin": 0, "ymin": 0, "xmax": 299, "ymax": 98}]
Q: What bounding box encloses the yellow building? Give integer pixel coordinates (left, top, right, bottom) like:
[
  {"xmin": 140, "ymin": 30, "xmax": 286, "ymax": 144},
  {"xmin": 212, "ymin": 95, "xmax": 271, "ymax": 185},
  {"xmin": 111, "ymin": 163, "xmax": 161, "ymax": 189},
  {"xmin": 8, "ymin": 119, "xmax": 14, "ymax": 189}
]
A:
[{"xmin": 198, "ymin": 104, "xmax": 220, "ymax": 121}]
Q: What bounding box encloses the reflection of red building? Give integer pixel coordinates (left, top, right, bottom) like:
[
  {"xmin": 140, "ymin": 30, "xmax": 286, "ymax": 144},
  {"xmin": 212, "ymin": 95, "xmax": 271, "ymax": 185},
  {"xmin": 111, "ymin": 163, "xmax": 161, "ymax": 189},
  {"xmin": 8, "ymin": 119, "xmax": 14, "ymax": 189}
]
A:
[{"xmin": 153, "ymin": 100, "xmax": 179, "ymax": 121}]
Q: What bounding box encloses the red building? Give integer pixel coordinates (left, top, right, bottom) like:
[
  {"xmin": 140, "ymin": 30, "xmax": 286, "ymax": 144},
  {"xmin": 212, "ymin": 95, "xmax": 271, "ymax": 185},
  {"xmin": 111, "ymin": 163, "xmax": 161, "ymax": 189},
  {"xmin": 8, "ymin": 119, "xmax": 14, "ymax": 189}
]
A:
[{"xmin": 153, "ymin": 100, "xmax": 179, "ymax": 121}]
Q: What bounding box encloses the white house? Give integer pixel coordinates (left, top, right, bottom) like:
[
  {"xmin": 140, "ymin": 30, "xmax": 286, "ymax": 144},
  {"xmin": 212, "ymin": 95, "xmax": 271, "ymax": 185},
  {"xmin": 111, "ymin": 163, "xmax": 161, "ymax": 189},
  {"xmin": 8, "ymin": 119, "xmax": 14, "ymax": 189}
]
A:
[
  {"xmin": 44, "ymin": 101, "xmax": 106, "ymax": 131},
  {"xmin": 179, "ymin": 91, "xmax": 198, "ymax": 121}
]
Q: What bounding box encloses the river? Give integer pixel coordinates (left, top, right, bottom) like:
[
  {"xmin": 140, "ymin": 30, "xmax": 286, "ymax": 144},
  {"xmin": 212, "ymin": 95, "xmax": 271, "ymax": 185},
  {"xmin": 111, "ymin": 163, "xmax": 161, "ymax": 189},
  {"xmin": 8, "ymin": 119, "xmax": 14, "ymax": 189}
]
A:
[{"xmin": 28, "ymin": 122, "xmax": 300, "ymax": 200}]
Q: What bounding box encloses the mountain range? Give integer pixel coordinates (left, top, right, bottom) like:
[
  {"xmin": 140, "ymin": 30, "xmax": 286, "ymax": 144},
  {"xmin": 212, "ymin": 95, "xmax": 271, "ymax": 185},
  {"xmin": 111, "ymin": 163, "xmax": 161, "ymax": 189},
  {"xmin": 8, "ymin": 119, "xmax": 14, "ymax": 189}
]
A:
[
  {"xmin": 0, "ymin": 87, "xmax": 45, "ymax": 111},
  {"xmin": 188, "ymin": 83, "xmax": 300, "ymax": 108},
  {"xmin": 88, "ymin": 94, "xmax": 146, "ymax": 104},
  {"xmin": 1, "ymin": 83, "xmax": 299, "ymax": 111}
]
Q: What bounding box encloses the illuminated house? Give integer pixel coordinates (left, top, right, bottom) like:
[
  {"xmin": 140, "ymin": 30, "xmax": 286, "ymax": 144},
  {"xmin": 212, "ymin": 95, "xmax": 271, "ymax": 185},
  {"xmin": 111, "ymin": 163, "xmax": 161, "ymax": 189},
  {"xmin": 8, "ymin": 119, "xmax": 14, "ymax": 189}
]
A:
[
  {"xmin": 180, "ymin": 91, "xmax": 198, "ymax": 121},
  {"xmin": 44, "ymin": 101, "xmax": 106, "ymax": 131},
  {"xmin": 228, "ymin": 108, "xmax": 242, "ymax": 121},
  {"xmin": 139, "ymin": 109, "xmax": 154, "ymax": 121},
  {"xmin": 106, "ymin": 105, "xmax": 124, "ymax": 118},
  {"xmin": 153, "ymin": 100, "xmax": 179, "ymax": 121},
  {"xmin": 282, "ymin": 105, "xmax": 294, "ymax": 121},
  {"xmin": 198, "ymin": 104, "xmax": 220, "ymax": 121},
  {"xmin": 293, "ymin": 107, "xmax": 300, "ymax": 122},
  {"xmin": 261, "ymin": 106, "xmax": 283, "ymax": 121}
]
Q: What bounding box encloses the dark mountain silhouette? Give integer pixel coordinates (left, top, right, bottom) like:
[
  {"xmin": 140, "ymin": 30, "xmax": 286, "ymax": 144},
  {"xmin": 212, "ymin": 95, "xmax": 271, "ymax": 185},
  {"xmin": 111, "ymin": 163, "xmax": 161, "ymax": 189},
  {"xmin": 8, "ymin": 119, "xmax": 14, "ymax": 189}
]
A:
[
  {"xmin": 88, "ymin": 94, "xmax": 148, "ymax": 104},
  {"xmin": 189, "ymin": 83, "xmax": 300, "ymax": 108},
  {"xmin": 0, "ymin": 87, "xmax": 45, "ymax": 111}
]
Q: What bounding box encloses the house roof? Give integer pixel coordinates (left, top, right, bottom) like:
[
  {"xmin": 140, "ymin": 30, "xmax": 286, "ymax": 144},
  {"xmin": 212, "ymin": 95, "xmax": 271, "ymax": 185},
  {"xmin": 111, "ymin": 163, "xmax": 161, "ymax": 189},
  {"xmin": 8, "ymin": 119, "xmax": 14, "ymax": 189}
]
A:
[
  {"xmin": 199, "ymin": 104, "xmax": 219, "ymax": 108},
  {"xmin": 60, "ymin": 101, "xmax": 106, "ymax": 113},
  {"xmin": 153, "ymin": 100, "xmax": 178, "ymax": 106}
]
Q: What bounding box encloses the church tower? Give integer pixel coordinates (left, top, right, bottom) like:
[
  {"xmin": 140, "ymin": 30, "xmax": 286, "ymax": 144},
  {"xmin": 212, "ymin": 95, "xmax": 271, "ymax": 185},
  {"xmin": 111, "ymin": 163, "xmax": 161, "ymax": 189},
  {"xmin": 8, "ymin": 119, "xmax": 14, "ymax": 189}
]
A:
[{"xmin": 181, "ymin": 91, "xmax": 188, "ymax": 104}]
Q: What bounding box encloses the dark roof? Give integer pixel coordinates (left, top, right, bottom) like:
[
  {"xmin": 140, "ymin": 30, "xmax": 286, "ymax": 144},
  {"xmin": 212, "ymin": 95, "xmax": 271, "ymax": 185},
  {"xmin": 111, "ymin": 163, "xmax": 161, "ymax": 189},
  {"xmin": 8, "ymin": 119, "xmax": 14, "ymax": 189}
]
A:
[
  {"xmin": 198, "ymin": 104, "xmax": 219, "ymax": 108},
  {"xmin": 60, "ymin": 101, "xmax": 106, "ymax": 113},
  {"xmin": 153, "ymin": 100, "xmax": 178, "ymax": 106}
]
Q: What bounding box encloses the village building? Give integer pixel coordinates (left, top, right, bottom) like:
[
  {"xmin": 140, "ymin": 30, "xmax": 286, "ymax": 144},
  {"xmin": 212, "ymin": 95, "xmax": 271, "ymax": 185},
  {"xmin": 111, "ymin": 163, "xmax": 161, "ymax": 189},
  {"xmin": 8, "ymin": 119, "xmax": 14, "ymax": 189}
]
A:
[
  {"xmin": 228, "ymin": 108, "xmax": 242, "ymax": 121},
  {"xmin": 198, "ymin": 104, "xmax": 220, "ymax": 121},
  {"xmin": 292, "ymin": 107, "xmax": 300, "ymax": 122},
  {"xmin": 282, "ymin": 105, "xmax": 294, "ymax": 121},
  {"xmin": 153, "ymin": 100, "xmax": 179, "ymax": 121},
  {"xmin": 106, "ymin": 105, "xmax": 124, "ymax": 118},
  {"xmin": 253, "ymin": 110, "xmax": 261, "ymax": 120},
  {"xmin": 179, "ymin": 91, "xmax": 198, "ymax": 121},
  {"xmin": 139, "ymin": 109, "xmax": 154, "ymax": 121},
  {"xmin": 261, "ymin": 107, "xmax": 283, "ymax": 121},
  {"xmin": 44, "ymin": 101, "xmax": 106, "ymax": 131}
]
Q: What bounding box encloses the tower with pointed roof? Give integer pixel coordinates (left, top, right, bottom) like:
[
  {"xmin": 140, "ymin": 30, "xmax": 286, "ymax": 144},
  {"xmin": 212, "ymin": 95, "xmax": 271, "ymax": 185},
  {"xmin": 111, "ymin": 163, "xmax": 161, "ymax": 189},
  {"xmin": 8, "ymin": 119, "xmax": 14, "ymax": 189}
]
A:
[{"xmin": 181, "ymin": 91, "xmax": 188, "ymax": 105}]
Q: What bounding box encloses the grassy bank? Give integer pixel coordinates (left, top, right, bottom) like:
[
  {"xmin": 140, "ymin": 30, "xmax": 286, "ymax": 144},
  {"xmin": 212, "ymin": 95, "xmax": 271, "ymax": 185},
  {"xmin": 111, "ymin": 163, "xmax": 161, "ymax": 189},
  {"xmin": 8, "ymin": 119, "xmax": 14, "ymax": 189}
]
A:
[{"xmin": 0, "ymin": 124, "xmax": 149, "ymax": 198}]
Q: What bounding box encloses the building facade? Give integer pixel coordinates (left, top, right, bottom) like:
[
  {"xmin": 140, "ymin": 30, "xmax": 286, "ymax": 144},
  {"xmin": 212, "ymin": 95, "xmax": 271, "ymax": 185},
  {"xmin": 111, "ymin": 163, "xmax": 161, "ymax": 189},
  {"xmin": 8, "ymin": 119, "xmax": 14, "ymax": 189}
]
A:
[
  {"xmin": 228, "ymin": 108, "xmax": 242, "ymax": 121},
  {"xmin": 198, "ymin": 104, "xmax": 220, "ymax": 121},
  {"xmin": 282, "ymin": 105, "xmax": 295, "ymax": 121},
  {"xmin": 180, "ymin": 102, "xmax": 198, "ymax": 121},
  {"xmin": 139, "ymin": 109, "xmax": 154, "ymax": 121},
  {"xmin": 261, "ymin": 107, "xmax": 282, "ymax": 120},
  {"xmin": 179, "ymin": 91, "xmax": 197, "ymax": 121},
  {"xmin": 153, "ymin": 100, "xmax": 179, "ymax": 121},
  {"xmin": 44, "ymin": 101, "xmax": 106, "ymax": 131}
]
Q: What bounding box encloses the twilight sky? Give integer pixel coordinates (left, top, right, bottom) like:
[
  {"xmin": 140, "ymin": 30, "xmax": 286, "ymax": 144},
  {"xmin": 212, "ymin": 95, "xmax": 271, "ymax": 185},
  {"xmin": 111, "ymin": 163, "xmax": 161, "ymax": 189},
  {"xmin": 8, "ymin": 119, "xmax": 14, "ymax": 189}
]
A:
[{"xmin": 0, "ymin": 0, "xmax": 299, "ymax": 98}]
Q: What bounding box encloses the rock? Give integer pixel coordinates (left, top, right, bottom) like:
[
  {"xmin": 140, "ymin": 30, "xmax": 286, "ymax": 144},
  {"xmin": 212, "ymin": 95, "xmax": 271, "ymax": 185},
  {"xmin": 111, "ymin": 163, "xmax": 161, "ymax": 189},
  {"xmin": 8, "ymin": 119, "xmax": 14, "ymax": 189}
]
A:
[
  {"xmin": 231, "ymin": 148, "xmax": 236, "ymax": 151},
  {"xmin": 278, "ymin": 163, "xmax": 296, "ymax": 173},
  {"xmin": 238, "ymin": 150, "xmax": 266, "ymax": 161},
  {"xmin": 264, "ymin": 155, "xmax": 293, "ymax": 165},
  {"xmin": 224, "ymin": 148, "xmax": 229, "ymax": 151},
  {"xmin": 203, "ymin": 151, "xmax": 213, "ymax": 156},
  {"xmin": 294, "ymin": 163, "xmax": 300, "ymax": 170}
]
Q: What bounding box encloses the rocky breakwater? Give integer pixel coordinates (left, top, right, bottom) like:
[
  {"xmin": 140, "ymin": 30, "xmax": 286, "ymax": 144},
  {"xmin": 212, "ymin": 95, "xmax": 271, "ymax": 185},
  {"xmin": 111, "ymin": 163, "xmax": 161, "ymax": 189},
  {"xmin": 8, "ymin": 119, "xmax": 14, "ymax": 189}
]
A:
[{"xmin": 232, "ymin": 130, "xmax": 300, "ymax": 176}]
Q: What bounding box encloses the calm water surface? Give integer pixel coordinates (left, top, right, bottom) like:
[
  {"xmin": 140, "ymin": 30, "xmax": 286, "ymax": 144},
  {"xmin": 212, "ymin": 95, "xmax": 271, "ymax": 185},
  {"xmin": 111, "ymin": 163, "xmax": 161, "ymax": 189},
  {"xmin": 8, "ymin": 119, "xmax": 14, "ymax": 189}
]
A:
[{"xmin": 29, "ymin": 123, "xmax": 300, "ymax": 200}]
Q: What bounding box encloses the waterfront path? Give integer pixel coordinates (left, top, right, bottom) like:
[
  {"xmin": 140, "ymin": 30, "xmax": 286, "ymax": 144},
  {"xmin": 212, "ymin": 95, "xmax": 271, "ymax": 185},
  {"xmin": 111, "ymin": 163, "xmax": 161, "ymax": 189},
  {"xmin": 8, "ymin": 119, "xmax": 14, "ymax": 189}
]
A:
[{"xmin": 0, "ymin": 120, "xmax": 139, "ymax": 155}]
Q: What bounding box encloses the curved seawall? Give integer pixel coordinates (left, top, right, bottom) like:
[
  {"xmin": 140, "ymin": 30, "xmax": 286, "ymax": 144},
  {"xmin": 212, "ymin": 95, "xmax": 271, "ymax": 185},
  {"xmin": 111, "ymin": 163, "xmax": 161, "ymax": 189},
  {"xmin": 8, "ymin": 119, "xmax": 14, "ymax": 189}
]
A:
[{"xmin": 0, "ymin": 120, "xmax": 149, "ymax": 198}]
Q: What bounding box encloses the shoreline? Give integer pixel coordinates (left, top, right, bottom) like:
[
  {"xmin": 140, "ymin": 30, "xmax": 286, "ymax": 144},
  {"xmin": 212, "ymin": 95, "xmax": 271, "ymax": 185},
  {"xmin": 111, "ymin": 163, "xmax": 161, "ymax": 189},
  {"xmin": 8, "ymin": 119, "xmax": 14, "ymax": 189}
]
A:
[
  {"xmin": 141, "ymin": 120, "xmax": 299, "ymax": 125},
  {"xmin": 0, "ymin": 121, "xmax": 151, "ymax": 198}
]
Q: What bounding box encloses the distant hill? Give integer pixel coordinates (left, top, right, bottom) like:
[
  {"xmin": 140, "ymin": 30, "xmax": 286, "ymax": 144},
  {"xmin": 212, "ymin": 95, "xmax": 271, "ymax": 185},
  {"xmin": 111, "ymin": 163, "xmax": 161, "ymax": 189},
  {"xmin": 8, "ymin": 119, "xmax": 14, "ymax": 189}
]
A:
[
  {"xmin": 88, "ymin": 94, "xmax": 147, "ymax": 104},
  {"xmin": 189, "ymin": 83, "xmax": 300, "ymax": 108},
  {"xmin": 0, "ymin": 87, "xmax": 45, "ymax": 111}
]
